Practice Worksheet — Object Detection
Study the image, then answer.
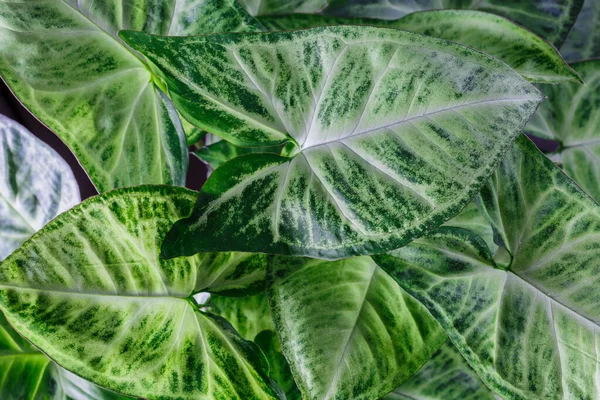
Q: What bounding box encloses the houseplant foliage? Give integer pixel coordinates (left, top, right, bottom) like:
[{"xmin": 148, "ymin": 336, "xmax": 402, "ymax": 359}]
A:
[{"xmin": 0, "ymin": 1, "xmax": 599, "ymax": 399}]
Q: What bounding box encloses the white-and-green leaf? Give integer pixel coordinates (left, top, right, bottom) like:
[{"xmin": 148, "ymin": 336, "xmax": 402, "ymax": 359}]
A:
[
  {"xmin": 0, "ymin": 115, "xmax": 80, "ymax": 261},
  {"xmin": 0, "ymin": 185, "xmax": 281, "ymax": 399},
  {"xmin": 561, "ymin": 0, "xmax": 600, "ymax": 61},
  {"xmin": 384, "ymin": 341, "xmax": 495, "ymax": 400},
  {"xmin": 0, "ymin": 0, "xmax": 262, "ymax": 192},
  {"xmin": 196, "ymin": 141, "xmax": 284, "ymax": 169},
  {"xmin": 526, "ymin": 60, "xmax": 600, "ymax": 201},
  {"xmin": 120, "ymin": 26, "xmax": 541, "ymax": 259},
  {"xmin": 375, "ymin": 135, "xmax": 600, "ymax": 399},
  {"xmin": 206, "ymin": 293, "xmax": 274, "ymax": 341},
  {"xmin": 196, "ymin": 252, "xmax": 268, "ymax": 296},
  {"xmin": 259, "ymin": 10, "xmax": 580, "ymax": 84},
  {"xmin": 443, "ymin": 200, "xmax": 498, "ymax": 254},
  {"xmin": 267, "ymin": 256, "xmax": 446, "ymax": 399}
]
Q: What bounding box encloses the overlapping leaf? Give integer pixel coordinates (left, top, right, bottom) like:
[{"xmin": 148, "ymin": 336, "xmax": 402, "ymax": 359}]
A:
[
  {"xmin": 443, "ymin": 200, "xmax": 497, "ymax": 254},
  {"xmin": 375, "ymin": 136, "xmax": 600, "ymax": 399},
  {"xmin": 260, "ymin": 10, "xmax": 580, "ymax": 84},
  {"xmin": 384, "ymin": 341, "xmax": 495, "ymax": 400},
  {"xmin": 267, "ymin": 256, "xmax": 446, "ymax": 399},
  {"xmin": 526, "ymin": 60, "xmax": 600, "ymax": 201},
  {"xmin": 561, "ymin": 0, "xmax": 600, "ymax": 61},
  {"xmin": 0, "ymin": 185, "xmax": 280, "ymax": 399},
  {"xmin": 196, "ymin": 141, "xmax": 283, "ymax": 169},
  {"xmin": 0, "ymin": 0, "xmax": 263, "ymax": 192},
  {"xmin": 206, "ymin": 293, "xmax": 274, "ymax": 340},
  {"xmin": 121, "ymin": 26, "xmax": 541, "ymax": 259}
]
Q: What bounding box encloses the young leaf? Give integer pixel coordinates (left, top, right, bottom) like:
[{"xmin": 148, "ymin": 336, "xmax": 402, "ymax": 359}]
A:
[
  {"xmin": 0, "ymin": 115, "xmax": 80, "ymax": 260},
  {"xmin": 260, "ymin": 10, "xmax": 581, "ymax": 84},
  {"xmin": 0, "ymin": 185, "xmax": 281, "ymax": 399},
  {"xmin": 375, "ymin": 136, "xmax": 600, "ymax": 399},
  {"xmin": 206, "ymin": 293, "xmax": 274, "ymax": 340},
  {"xmin": 0, "ymin": 0, "xmax": 262, "ymax": 192},
  {"xmin": 121, "ymin": 26, "xmax": 542, "ymax": 259},
  {"xmin": 561, "ymin": 0, "xmax": 600, "ymax": 61},
  {"xmin": 267, "ymin": 256, "xmax": 447, "ymax": 400},
  {"xmin": 384, "ymin": 341, "xmax": 495, "ymax": 400},
  {"xmin": 526, "ymin": 60, "xmax": 600, "ymax": 201},
  {"xmin": 196, "ymin": 140, "xmax": 284, "ymax": 169}
]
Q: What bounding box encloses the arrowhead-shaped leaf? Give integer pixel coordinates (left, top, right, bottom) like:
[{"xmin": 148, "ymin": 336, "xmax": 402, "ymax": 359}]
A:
[
  {"xmin": 375, "ymin": 135, "xmax": 600, "ymax": 399},
  {"xmin": 0, "ymin": 185, "xmax": 281, "ymax": 400},
  {"xmin": 259, "ymin": 10, "xmax": 581, "ymax": 84},
  {"xmin": 120, "ymin": 26, "xmax": 542, "ymax": 259},
  {"xmin": 526, "ymin": 60, "xmax": 600, "ymax": 201},
  {"xmin": 384, "ymin": 341, "xmax": 495, "ymax": 400},
  {"xmin": 266, "ymin": 255, "xmax": 446, "ymax": 399}
]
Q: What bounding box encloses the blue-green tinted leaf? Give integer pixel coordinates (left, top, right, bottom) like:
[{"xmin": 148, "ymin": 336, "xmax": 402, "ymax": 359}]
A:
[
  {"xmin": 196, "ymin": 140, "xmax": 283, "ymax": 169},
  {"xmin": 561, "ymin": 0, "xmax": 600, "ymax": 61}
]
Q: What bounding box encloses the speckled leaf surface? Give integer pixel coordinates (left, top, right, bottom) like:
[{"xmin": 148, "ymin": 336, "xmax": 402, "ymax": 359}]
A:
[
  {"xmin": 206, "ymin": 293, "xmax": 274, "ymax": 340},
  {"xmin": 266, "ymin": 256, "xmax": 446, "ymax": 400},
  {"xmin": 239, "ymin": 0, "xmax": 328, "ymax": 17},
  {"xmin": 443, "ymin": 200, "xmax": 497, "ymax": 254},
  {"xmin": 196, "ymin": 140, "xmax": 283, "ymax": 169},
  {"xmin": 526, "ymin": 60, "xmax": 600, "ymax": 201},
  {"xmin": 384, "ymin": 341, "xmax": 495, "ymax": 400},
  {"xmin": 0, "ymin": 115, "xmax": 80, "ymax": 262},
  {"xmin": 561, "ymin": 0, "xmax": 600, "ymax": 61},
  {"xmin": 254, "ymin": 331, "xmax": 302, "ymax": 400},
  {"xmin": 195, "ymin": 252, "xmax": 268, "ymax": 295},
  {"xmin": 375, "ymin": 136, "xmax": 600, "ymax": 399},
  {"xmin": 260, "ymin": 10, "xmax": 580, "ymax": 84},
  {"xmin": 121, "ymin": 26, "xmax": 542, "ymax": 259},
  {"xmin": 0, "ymin": 185, "xmax": 281, "ymax": 400}
]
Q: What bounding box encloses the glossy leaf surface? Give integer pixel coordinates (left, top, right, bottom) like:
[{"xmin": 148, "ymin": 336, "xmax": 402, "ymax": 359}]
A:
[
  {"xmin": 0, "ymin": 186, "xmax": 281, "ymax": 400},
  {"xmin": 206, "ymin": 293, "xmax": 273, "ymax": 341},
  {"xmin": 376, "ymin": 136, "xmax": 600, "ymax": 399},
  {"xmin": 526, "ymin": 60, "xmax": 600, "ymax": 201},
  {"xmin": 260, "ymin": 10, "xmax": 580, "ymax": 84},
  {"xmin": 0, "ymin": 115, "xmax": 80, "ymax": 261},
  {"xmin": 196, "ymin": 141, "xmax": 283, "ymax": 169},
  {"xmin": 121, "ymin": 26, "xmax": 542, "ymax": 259},
  {"xmin": 561, "ymin": 0, "xmax": 600, "ymax": 61},
  {"xmin": 384, "ymin": 341, "xmax": 495, "ymax": 400},
  {"xmin": 267, "ymin": 256, "xmax": 446, "ymax": 399},
  {"xmin": 196, "ymin": 252, "xmax": 268, "ymax": 295}
]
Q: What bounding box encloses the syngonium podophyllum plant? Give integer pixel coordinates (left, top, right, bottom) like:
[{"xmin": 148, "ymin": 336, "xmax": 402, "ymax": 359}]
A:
[{"xmin": 0, "ymin": 0, "xmax": 599, "ymax": 399}]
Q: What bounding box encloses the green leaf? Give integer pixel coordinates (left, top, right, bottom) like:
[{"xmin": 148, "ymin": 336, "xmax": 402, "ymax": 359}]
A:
[
  {"xmin": 561, "ymin": 0, "xmax": 600, "ymax": 61},
  {"xmin": 180, "ymin": 112, "xmax": 207, "ymax": 146},
  {"xmin": 196, "ymin": 252, "xmax": 268, "ymax": 296},
  {"xmin": 0, "ymin": 185, "xmax": 281, "ymax": 399},
  {"xmin": 0, "ymin": 115, "xmax": 80, "ymax": 261},
  {"xmin": 242, "ymin": 0, "xmax": 583, "ymax": 46},
  {"xmin": 443, "ymin": 200, "xmax": 498, "ymax": 254},
  {"xmin": 121, "ymin": 26, "xmax": 541, "ymax": 259},
  {"xmin": 526, "ymin": 60, "xmax": 600, "ymax": 202},
  {"xmin": 384, "ymin": 341, "xmax": 495, "ymax": 400},
  {"xmin": 267, "ymin": 256, "xmax": 446, "ymax": 399},
  {"xmin": 196, "ymin": 140, "xmax": 284, "ymax": 169},
  {"xmin": 375, "ymin": 136, "xmax": 600, "ymax": 399},
  {"xmin": 206, "ymin": 293, "xmax": 274, "ymax": 341},
  {"xmin": 0, "ymin": 0, "xmax": 262, "ymax": 192},
  {"xmin": 260, "ymin": 10, "xmax": 581, "ymax": 84}
]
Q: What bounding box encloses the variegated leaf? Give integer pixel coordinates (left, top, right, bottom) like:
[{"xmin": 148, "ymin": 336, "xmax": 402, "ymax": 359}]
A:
[
  {"xmin": 267, "ymin": 256, "xmax": 446, "ymax": 400},
  {"xmin": 254, "ymin": 331, "xmax": 302, "ymax": 400},
  {"xmin": 384, "ymin": 341, "xmax": 495, "ymax": 400},
  {"xmin": 561, "ymin": 0, "xmax": 600, "ymax": 61},
  {"xmin": 0, "ymin": 115, "xmax": 80, "ymax": 260},
  {"xmin": 0, "ymin": 0, "xmax": 262, "ymax": 192},
  {"xmin": 205, "ymin": 293, "xmax": 273, "ymax": 340},
  {"xmin": 196, "ymin": 252, "xmax": 267, "ymax": 295},
  {"xmin": 196, "ymin": 140, "xmax": 283, "ymax": 169},
  {"xmin": 240, "ymin": 0, "xmax": 583, "ymax": 46},
  {"xmin": 375, "ymin": 135, "xmax": 600, "ymax": 399},
  {"xmin": 526, "ymin": 60, "xmax": 600, "ymax": 201},
  {"xmin": 0, "ymin": 185, "xmax": 281, "ymax": 400},
  {"xmin": 443, "ymin": 200, "xmax": 497, "ymax": 254},
  {"xmin": 121, "ymin": 26, "xmax": 541, "ymax": 259},
  {"xmin": 259, "ymin": 10, "xmax": 581, "ymax": 84}
]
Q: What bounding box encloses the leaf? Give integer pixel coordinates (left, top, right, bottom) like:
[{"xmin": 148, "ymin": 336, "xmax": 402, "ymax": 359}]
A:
[
  {"xmin": 266, "ymin": 255, "xmax": 447, "ymax": 400},
  {"xmin": 561, "ymin": 0, "xmax": 600, "ymax": 61},
  {"xmin": 526, "ymin": 60, "xmax": 600, "ymax": 201},
  {"xmin": 443, "ymin": 200, "xmax": 498, "ymax": 254},
  {"xmin": 0, "ymin": 185, "xmax": 281, "ymax": 399},
  {"xmin": 180, "ymin": 112, "xmax": 207, "ymax": 146},
  {"xmin": 375, "ymin": 136, "xmax": 600, "ymax": 399},
  {"xmin": 196, "ymin": 252, "xmax": 268, "ymax": 296},
  {"xmin": 260, "ymin": 10, "xmax": 581, "ymax": 84},
  {"xmin": 121, "ymin": 26, "xmax": 541, "ymax": 259},
  {"xmin": 196, "ymin": 140, "xmax": 284, "ymax": 169},
  {"xmin": 241, "ymin": 0, "xmax": 584, "ymax": 46},
  {"xmin": 206, "ymin": 293, "xmax": 274, "ymax": 340},
  {"xmin": 0, "ymin": 0, "xmax": 262, "ymax": 192},
  {"xmin": 384, "ymin": 341, "xmax": 495, "ymax": 400},
  {"xmin": 0, "ymin": 115, "xmax": 80, "ymax": 261}
]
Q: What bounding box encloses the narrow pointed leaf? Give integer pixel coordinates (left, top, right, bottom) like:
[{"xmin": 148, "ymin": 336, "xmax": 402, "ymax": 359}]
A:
[
  {"xmin": 384, "ymin": 341, "xmax": 495, "ymax": 400},
  {"xmin": 260, "ymin": 10, "xmax": 581, "ymax": 84},
  {"xmin": 0, "ymin": 186, "xmax": 281, "ymax": 400},
  {"xmin": 375, "ymin": 136, "xmax": 600, "ymax": 399},
  {"xmin": 526, "ymin": 60, "xmax": 600, "ymax": 201},
  {"xmin": 121, "ymin": 26, "xmax": 541, "ymax": 259},
  {"xmin": 267, "ymin": 256, "xmax": 446, "ymax": 399},
  {"xmin": 0, "ymin": 115, "xmax": 80, "ymax": 260},
  {"xmin": 561, "ymin": 0, "xmax": 600, "ymax": 61}
]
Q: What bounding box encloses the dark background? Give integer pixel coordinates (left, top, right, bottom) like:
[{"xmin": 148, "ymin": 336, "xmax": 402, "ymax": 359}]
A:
[{"xmin": 0, "ymin": 81, "xmax": 207, "ymax": 199}]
